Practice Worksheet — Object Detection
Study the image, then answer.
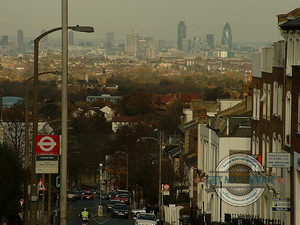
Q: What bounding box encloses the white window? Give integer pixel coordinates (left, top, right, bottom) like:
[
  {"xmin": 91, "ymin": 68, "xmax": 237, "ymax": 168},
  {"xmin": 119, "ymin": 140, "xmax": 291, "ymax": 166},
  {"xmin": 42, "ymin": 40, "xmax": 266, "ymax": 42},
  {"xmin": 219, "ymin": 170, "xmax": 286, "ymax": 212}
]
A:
[
  {"xmin": 285, "ymin": 91, "xmax": 292, "ymax": 146},
  {"xmin": 267, "ymin": 84, "xmax": 271, "ymax": 120},
  {"xmin": 277, "ymin": 134, "xmax": 282, "ymax": 177},
  {"xmin": 262, "ymin": 83, "xmax": 267, "ymax": 119},
  {"xmin": 278, "ymin": 85, "xmax": 283, "ymax": 119},
  {"xmin": 298, "ymin": 94, "xmax": 300, "ymax": 133},
  {"xmin": 266, "ymin": 136, "xmax": 270, "ymax": 173},
  {"xmin": 262, "ymin": 134, "xmax": 266, "ymax": 167},
  {"xmin": 273, "ymin": 82, "xmax": 278, "ymax": 116},
  {"xmin": 253, "ymin": 89, "xmax": 257, "ymax": 119},
  {"xmin": 257, "ymin": 89, "xmax": 261, "ymax": 120},
  {"xmin": 252, "ymin": 135, "xmax": 256, "ymax": 155},
  {"xmin": 272, "ymin": 133, "xmax": 278, "ymax": 155},
  {"xmin": 256, "ymin": 136, "xmax": 259, "ymax": 155}
]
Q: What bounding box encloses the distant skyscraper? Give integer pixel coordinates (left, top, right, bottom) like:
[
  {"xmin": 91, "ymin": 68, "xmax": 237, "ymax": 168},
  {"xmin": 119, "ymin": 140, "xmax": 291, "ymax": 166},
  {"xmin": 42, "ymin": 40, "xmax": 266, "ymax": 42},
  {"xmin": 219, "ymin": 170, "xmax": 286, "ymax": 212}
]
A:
[
  {"xmin": 206, "ymin": 34, "xmax": 214, "ymax": 49},
  {"xmin": 69, "ymin": 31, "xmax": 74, "ymax": 46},
  {"xmin": 158, "ymin": 40, "xmax": 165, "ymax": 50},
  {"xmin": 177, "ymin": 21, "xmax": 186, "ymax": 50},
  {"xmin": 2, "ymin": 35, "xmax": 8, "ymax": 46},
  {"xmin": 126, "ymin": 30, "xmax": 139, "ymax": 55},
  {"xmin": 182, "ymin": 39, "xmax": 191, "ymax": 52},
  {"xmin": 192, "ymin": 37, "xmax": 201, "ymax": 52},
  {"xmin": 17, "ymin": 29, "xmax": 24, "ymax": 48},
  {"xmin": 106, "ymin": 32, "xmax": 115, "ymax": 50},
  {"xmin": 221, "ymin": 23, "xmax": 232, "ymax": 50}
]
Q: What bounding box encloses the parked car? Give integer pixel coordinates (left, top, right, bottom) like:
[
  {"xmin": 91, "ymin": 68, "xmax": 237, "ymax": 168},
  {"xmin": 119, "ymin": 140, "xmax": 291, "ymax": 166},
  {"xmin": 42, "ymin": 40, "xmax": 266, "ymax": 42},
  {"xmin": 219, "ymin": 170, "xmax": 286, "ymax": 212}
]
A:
[
  {"xmin": 135, "ymin": 213, "xmax": 157, "ymax": 225},
  {"xmin": 67, "ymin": 191, "xmax": 76, "ymax": 201},
  {"xmin": 101, "ymin": 193, "xmax": 109, "ymax": 199},
  {"xmin": 115, "ymin": 190, "xmax": 130, "ymax": 198},
  {"xmin": 82, "ymin": 191, "xmax": 94, "ymax": 200},
  {"xmin": 131, "ymin": 207, "xmax": 146, "ymax": 217},
  {"xmin": 75, "ymin": 191, "xmax": 81, "ymax": 200},
  {"xmin": 108, "ymin": 191, "xmax": 116, "ymax": 199},
  {"xmin": 111, "ymin": 204, "xmax": 129, "ymax": 219},
  {"xmin": 115, "ymin": 194, "xmax": 129, "ymax": 204},
  {"xmin": 107, "ymin": 200, "xmax": 122, "ymax": 213}
]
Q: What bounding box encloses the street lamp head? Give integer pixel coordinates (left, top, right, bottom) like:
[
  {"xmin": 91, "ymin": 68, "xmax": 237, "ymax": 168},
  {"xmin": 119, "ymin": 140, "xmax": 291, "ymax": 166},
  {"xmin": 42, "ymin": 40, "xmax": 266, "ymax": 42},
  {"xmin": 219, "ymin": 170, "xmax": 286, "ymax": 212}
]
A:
[
  {"xmin": 71, "ymin": 25, "xmax": 94, "ymax": 33},
  {"xmin": 99, "ymin": 163, "xmax": 103, "ymax": 167}
]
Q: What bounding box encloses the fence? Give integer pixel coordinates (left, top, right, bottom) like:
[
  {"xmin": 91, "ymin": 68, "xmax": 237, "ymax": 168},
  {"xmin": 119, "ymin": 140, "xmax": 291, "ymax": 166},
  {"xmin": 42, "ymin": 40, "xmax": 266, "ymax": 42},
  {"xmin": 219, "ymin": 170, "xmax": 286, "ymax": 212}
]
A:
[{"xmin": 229, "ymin": 214, "xmax": 283, "ymax": 225}]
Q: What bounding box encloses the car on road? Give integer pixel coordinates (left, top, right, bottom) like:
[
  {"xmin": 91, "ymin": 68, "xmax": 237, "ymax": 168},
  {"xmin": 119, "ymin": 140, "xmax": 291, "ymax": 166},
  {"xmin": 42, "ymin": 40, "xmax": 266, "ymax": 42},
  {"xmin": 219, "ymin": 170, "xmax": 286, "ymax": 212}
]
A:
[
  {"xmin": 75, "ymin": 190, "xmax": 81, "ymax": 200},
  {"xmin": 135, "ymin": 213, "xmax": 157, "ymax": 225},
  {"xmin": 111, "ymin": 203, "xmax": 129, "ymax": 219},
  {"xmin": 82, "ymin": 191, "xmax": 94, "ymax": 200},
  {"xmin": 67, "ymin": 191, "xmax": 76, "ymax": 201},
  {"xmin": 131, "ymin": 207, "xmax": 146, "ymax": 217},
  {"xmin": 108, "ymin": 191, "xmax": 116, "ymax": 199},
  {"xmin": 115, "ymin": 190, "xmax": 130, "ymax": 198},
  {"xmin": 115, "ymin": 194, "xmax": 129, "ymax": 204},
  {"xmin": 107, "ymin": 199, "xmax": 122, "ymax": 213},
  {"xmin": 100, "ymin": 193, "xmax": 109, "ymax": 199}
]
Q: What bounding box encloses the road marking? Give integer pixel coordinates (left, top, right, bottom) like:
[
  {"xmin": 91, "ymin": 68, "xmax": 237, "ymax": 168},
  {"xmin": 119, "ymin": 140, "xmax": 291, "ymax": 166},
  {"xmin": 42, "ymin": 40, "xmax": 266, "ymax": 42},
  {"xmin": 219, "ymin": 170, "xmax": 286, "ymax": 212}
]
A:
[{"xmin": 93, "ymin": 217, "xmax": 109, "ymax": 224}]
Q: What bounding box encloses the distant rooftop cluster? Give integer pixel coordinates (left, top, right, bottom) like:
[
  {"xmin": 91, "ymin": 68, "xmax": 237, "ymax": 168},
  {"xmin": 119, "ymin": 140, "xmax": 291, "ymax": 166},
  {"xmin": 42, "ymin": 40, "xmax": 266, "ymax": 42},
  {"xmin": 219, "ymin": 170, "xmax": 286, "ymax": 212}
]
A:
[{"xmin": 0, "ymin": 21, "xmax": 264, "ymax": 61}]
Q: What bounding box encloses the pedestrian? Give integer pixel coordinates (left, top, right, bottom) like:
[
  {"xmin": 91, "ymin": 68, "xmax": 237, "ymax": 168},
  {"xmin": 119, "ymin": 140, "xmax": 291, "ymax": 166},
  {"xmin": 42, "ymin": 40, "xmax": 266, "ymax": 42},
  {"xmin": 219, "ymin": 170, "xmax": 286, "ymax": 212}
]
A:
[
  {"xmin": 146, "ymin": 203, "xmax": 151, "ymax": 213},
  {"xmin": 154, "ymin": 204, "xmax": 159, "ymax": 217},
  {"xmin": 18, "ymin": 209, "xmax": 24, "ymax": 225}
]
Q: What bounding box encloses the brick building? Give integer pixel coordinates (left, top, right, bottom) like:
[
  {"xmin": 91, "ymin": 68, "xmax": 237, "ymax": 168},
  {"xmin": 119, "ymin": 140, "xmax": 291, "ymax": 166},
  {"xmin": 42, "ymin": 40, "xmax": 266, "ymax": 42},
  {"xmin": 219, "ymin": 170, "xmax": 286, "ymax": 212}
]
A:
[{"xmin": 251, "ymin": 8, "xmax": 300, "ymax": 224}]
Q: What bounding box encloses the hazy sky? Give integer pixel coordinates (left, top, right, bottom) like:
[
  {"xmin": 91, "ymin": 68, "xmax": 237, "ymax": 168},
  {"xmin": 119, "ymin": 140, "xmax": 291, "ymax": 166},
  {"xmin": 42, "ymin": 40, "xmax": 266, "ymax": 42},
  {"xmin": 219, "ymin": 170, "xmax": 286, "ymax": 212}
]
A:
[{"xmin": 0, "ymin": 0, "xmax": 299, "ymax": 43}]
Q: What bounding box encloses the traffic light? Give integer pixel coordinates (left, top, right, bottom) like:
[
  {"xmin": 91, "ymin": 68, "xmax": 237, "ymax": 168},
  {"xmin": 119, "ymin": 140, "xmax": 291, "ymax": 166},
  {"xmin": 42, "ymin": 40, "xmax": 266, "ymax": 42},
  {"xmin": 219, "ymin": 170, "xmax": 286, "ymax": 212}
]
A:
[
  {"xmin": 39, "ymin": 190, "xmax": 43, "ymax": 200},
  {"xmin": 56, "ymin": 176, "xmax": 60, "ymax": 188}
]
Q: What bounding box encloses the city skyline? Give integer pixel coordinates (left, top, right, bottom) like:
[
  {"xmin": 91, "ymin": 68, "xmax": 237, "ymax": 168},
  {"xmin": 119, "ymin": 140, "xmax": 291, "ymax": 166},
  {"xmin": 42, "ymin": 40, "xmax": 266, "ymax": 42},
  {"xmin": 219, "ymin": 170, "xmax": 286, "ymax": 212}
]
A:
[{"xmin": 0, "ymin": 0, "xmax": 299, "ymax": 43}]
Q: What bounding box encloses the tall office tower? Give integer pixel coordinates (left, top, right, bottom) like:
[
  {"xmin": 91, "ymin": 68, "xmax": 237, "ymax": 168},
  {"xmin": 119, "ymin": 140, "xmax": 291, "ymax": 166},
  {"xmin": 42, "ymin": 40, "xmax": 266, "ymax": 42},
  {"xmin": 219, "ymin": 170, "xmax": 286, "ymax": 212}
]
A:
[
  {"xmin": 17, "ymin": 29, "xmax": 24, "ymax": 48},
  {"xmin": 158, "ymin": 39, "xmax": 165, "ymax": 50},
  {"xmin": 139, "ymin": 37, "xmax": 154, "ymax": 56},
  {"xmin": 182, "ymin": 39, "xmax": 191, "ymax": 52},
  {"xmin": 106, "ymin": 32, "xmax": 115, "ymax": 50},
  {"xmin": 177, "ymin": 21, "xmax": 186, "ymax": 50},
  {"xmin": 69, "ymin": 31, "xmax": 74, "ymax": 46},
  {"xmin": 206, "ymin": 34, "xmax": 214, "ymax": 49},
  {"xmin": 192, "ymin": 36, "xmax": 201, "ymax": 52},
  {"xmin": 126, "ymin": 30, "xmax": 139, "ymax": 55},
  {"xmin": 2, "ymin": 35, "xmax": 8, "ymax": 46},
  {"xmin": 221, "ymin": 23, "xmax": 232, "ymax": 50}
]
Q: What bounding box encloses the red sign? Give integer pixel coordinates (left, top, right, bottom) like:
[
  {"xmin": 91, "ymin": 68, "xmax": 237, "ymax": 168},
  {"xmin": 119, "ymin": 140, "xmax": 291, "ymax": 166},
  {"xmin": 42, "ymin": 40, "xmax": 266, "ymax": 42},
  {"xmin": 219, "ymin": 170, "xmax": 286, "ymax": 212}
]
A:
[
  {"xmin": 36, "ymin": 135, "xmax": 59, "ymax": 155},
  {"xmin": 38, "ymin": 178, "xmax": 47, "ymax": 191},
  {"xmin": 163, "ymin": 184, "xmax": 170, "ymax": 190}
]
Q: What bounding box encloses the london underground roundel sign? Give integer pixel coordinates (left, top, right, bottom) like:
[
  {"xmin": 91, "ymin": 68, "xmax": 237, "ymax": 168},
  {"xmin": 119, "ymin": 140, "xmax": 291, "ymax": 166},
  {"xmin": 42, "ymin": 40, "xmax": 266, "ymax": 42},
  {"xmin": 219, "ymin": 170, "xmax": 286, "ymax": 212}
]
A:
[{"xmin": 36, "ymin": 135, "xmax": 59, "ymax": 155}]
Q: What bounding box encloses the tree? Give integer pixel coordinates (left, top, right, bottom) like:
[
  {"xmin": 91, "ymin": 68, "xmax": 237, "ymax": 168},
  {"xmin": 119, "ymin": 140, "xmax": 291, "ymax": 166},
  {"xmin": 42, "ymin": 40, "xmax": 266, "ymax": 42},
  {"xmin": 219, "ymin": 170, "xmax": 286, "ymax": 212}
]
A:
[
  {"xmin": 68, "ymin": 108, "xmax": 111, "ymax": 183},
  {"xmin": 0, "ymin": 144, "xmax": 23, "ymax": 223}
]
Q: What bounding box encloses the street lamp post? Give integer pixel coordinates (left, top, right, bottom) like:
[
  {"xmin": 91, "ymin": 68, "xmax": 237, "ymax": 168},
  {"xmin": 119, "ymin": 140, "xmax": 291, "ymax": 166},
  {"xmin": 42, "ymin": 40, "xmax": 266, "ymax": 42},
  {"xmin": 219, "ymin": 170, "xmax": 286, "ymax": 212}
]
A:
[
  {"xmin": 141, "ymin": 134, "xmax": 163, "ymax": 224},
  {"xmin": 99, "ymin": 163, "xmax": 103, "ymax": 216},
  {"xmin": 25, "ymin": 72, "xmax": 59, "ymax": 225},
  {"xmin": 24, "ymin": 71, "xmax": 55, "ymax": 225},
  {"xmin": 31, "ymin": 25, "xmax": 94, "ymax": 225}
]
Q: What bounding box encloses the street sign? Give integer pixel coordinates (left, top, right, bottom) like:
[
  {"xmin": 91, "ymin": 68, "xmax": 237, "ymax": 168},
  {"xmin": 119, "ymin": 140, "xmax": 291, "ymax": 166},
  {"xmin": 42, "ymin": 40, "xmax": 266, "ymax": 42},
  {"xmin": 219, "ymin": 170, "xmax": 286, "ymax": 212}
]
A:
[
  {"xmin": 38, "ymin": 178, "xmax": 47, "ymax": 191},
  {"xmin": 267, "ymin": 153, "xmax": 291, "ymax": 168},
  {"xmin": 36, "ymin": 135, "xmax": 59, "ymax": 173},
  {"xmin": 36, "ymin": 158, "xmax": 59, "ymax": 174},
  {"xmin": 163, "ymin": 184, "xmax": 170, "ymax": 190},
  {"xmin": 36, "ymin": 135, "xmax": 59, "ymax": 155},
  {"xmin": 162, "ymin": 184, "xmax": 170, "ymax": 196},
  {"xmin": 272, "ymin": 198, "xmax": 290, "ymax": 211}
]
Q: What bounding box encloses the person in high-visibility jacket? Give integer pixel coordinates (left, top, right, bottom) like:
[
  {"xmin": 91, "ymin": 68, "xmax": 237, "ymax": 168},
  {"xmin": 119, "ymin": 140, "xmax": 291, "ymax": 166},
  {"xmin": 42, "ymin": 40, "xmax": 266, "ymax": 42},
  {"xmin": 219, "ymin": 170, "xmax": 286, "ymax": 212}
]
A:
[{"xmin": 80, "ymin": 208, "xmax": 90, "ymax": 223}]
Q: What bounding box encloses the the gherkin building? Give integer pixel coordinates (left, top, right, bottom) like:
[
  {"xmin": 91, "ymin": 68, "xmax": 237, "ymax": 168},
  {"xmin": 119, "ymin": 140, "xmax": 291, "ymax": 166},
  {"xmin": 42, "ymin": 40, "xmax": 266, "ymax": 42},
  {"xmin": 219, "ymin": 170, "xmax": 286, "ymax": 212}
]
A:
[{"xmin": 221, "ymin": 23, "xmax": 232, "ymax": 50}]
